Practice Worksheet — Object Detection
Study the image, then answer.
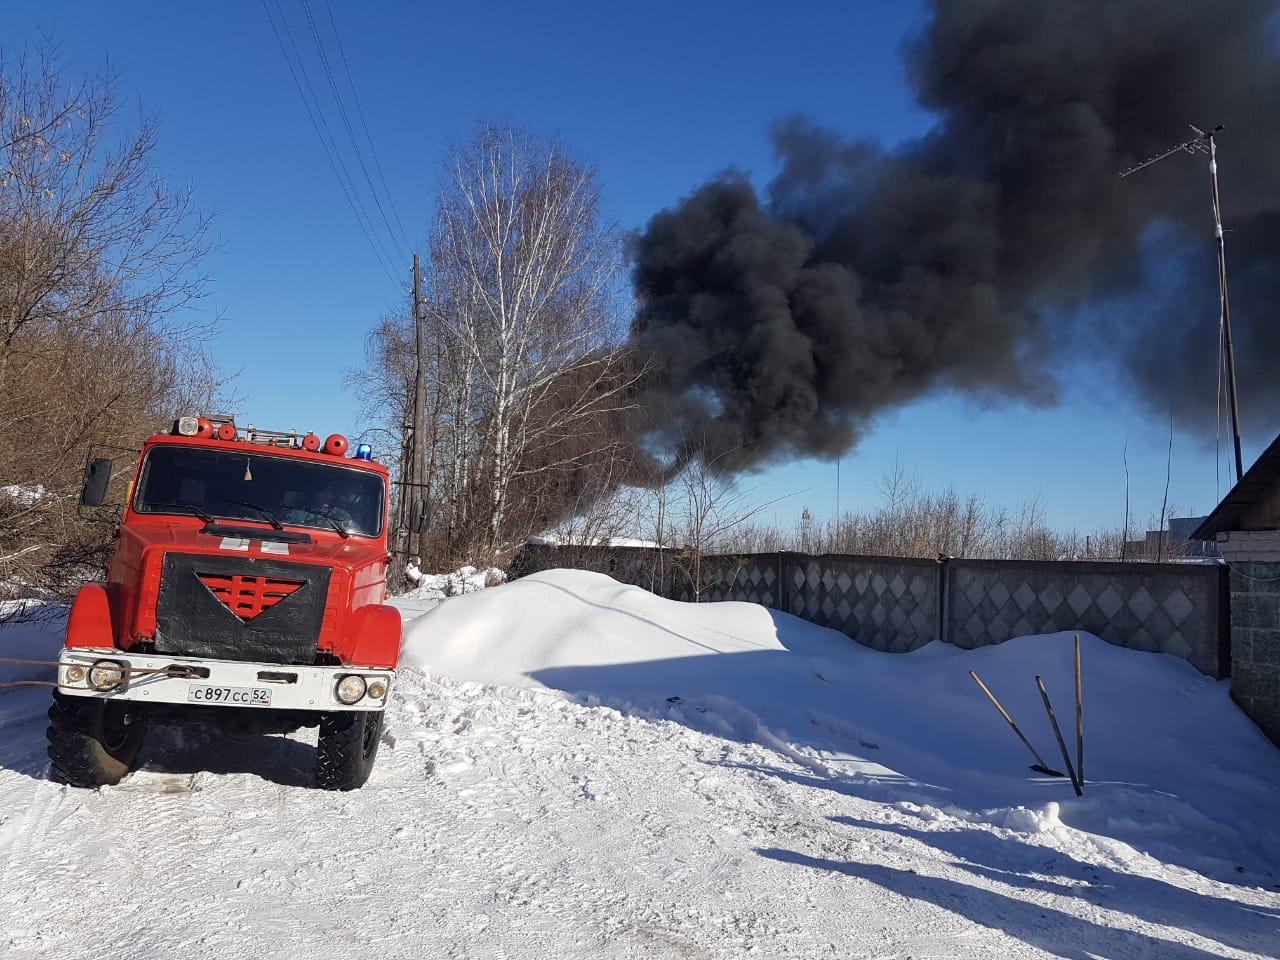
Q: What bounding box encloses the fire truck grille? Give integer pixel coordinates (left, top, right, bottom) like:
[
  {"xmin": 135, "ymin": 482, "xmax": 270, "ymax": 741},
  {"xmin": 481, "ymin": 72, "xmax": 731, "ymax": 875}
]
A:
[
  {"xmin": 154, "ymin": 553, "xmax": 332, "ymax": 665},
  {"xmin": 196, "ymin": 573, "xmax": 304, "ymax": 622}
]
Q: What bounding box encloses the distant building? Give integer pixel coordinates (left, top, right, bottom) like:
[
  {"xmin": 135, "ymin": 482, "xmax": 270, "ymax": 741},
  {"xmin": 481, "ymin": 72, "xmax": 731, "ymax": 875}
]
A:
[
  {"xmin": 1193, "ymin": 431, "xmax": 1280, "ymax": 745},
  {"xmin": 1123, "ymin": 515, "xmax": 1219, "ymax": 561}
]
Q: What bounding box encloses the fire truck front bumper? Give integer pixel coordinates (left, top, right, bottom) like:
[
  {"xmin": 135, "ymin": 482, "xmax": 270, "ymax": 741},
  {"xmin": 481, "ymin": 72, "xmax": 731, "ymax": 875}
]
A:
[{"xmin": 56, "ymin": 648, "xmax": 393, "ymax": 712}]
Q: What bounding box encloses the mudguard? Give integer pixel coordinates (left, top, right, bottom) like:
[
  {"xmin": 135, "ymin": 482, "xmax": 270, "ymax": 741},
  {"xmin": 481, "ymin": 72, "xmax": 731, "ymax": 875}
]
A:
[
  {"xmin": 338, "ymin": 603, "xmax": 402, "ymax": 669},
  {"xmin": 65, "ymin": 582, "xmax": 116, "ymax": 650}
]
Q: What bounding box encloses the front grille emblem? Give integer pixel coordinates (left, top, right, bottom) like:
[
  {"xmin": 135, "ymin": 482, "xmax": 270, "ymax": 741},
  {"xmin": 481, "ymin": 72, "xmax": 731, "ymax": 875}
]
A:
[{"xmin": 196, "ymin": 572, "xmax": 304, "ymax": 622}]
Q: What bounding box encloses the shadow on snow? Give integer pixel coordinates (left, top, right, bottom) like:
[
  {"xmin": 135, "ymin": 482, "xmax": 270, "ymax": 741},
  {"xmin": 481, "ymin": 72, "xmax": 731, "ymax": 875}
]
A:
[
  {"xmin": 522, "ymin": 582, "xmax": 1279, "ymax": 888},
  {"xmin": 756, "ymin": 845, "xmax": 1271, "ymax": 960},
  {"xmin": 829, "ymin": 816, "xmax": 1280, "ymax": 955}
]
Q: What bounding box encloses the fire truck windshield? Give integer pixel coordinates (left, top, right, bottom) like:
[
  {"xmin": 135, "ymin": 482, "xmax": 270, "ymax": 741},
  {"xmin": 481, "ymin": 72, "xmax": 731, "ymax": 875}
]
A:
[{"xmin": 133, "ymin": 445, "xmax": 384, "ymax": 537}]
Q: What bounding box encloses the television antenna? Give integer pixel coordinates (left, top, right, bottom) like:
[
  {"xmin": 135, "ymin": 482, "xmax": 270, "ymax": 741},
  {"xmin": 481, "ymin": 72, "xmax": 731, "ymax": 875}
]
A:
[{"xmin": 1120, "ymin": 124, "xmax": 1243, "ymax": 483}]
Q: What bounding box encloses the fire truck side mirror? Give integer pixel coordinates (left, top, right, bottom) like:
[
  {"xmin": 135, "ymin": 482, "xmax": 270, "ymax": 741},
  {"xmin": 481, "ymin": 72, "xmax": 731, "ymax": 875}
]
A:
[
  {"xmin": 409, "ymin": 499, "xmax": 430, "ymax": 534},
  {"xmin": 80, "ymin": 458, "xmax": 113, "ymax": 507}
]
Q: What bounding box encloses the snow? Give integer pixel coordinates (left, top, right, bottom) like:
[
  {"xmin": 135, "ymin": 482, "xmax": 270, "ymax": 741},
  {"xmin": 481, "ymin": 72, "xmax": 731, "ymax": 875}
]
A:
[
  {"xmin": 1, "ymin": 568, "xmax": 1278, "ymax": 959},
  {"xmin": 527, "ymin": 533, "xmax": 661, "ymax": 548},
  {"xmin": 404, "ymin": 570, "xmax": 1280, "ymax": 880},
  {"xmin": 398, "ymin": 564, "xmax": 505, "ymax": 615},
  {"xmin": 0, "ymin": 484, "xmax": 46, "ymax": 507}
]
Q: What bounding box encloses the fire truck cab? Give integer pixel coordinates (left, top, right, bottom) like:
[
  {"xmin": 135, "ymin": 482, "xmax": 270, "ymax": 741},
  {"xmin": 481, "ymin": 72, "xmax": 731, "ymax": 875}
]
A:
[{"xmin": 48, "ymin": 415, "xmax": 401, "ymax": 791}]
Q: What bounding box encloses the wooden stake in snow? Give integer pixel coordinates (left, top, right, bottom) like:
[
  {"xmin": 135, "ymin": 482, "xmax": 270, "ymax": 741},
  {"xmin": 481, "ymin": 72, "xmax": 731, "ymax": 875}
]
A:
[
  {"xmin": 1074, "ymin": 634, "xmax": 1085, "ymax": 786},
  {"xmin": 969, "ymin": 671, "xmax": 1065, "ymax": 778},
  {"xmin": 1036, "ymin": 675, "xmax": 1083, "ymax": 796}
]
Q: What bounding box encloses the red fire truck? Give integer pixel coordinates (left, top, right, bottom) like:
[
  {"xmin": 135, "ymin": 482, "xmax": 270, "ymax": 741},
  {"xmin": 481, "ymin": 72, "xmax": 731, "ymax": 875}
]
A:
[{"xmin": 48, "ymin": 415, "xmax": 402, "ymax": 790}]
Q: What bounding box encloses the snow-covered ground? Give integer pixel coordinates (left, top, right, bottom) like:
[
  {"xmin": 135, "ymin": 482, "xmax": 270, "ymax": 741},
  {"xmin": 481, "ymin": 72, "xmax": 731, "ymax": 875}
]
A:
[
  {"xmin": 0, "ymin": 484, "xmax": 46, "ymax": 507},
  {"xmin": 1, "ymin": 569, "xmax": 1278, "ymax": 959},
  {"xmin": 527, "ymin": 534, "xmax": 662, "ymax": 548},
  {"xmin": 402, "ymin": 563, "xmax": 506, "ymax": 608}
]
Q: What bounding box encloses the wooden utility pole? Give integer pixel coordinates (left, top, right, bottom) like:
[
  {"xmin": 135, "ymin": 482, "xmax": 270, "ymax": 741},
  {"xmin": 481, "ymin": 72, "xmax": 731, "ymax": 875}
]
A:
[
  {"xmin": 1119, "ymin": 124, "xmax": 1244, "ymax": 482},
  {"xmin": 1206, "ymin": 131, "xmax": 1244, "ymax": 482},
  {"xmin": 393, "ymin": 420, "xmax": 412, "ymax": 562},
  {"xmin": 409, "ymin": 253, "xmax": 427, "ymax": 559}
]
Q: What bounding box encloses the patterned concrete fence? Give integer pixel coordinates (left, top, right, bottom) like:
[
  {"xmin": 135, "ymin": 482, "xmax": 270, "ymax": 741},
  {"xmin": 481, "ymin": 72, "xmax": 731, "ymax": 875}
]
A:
[
  {"xmin": 944, "ymin": 559, "xmax": 1228, "ymax": 677},
  {"xmin": 780, "ymin": 555, "xmax": 938, "ymax": 653},
  {"xmin": 511, "ymin": 546, "xmax": 1230, "ymax": 677}
]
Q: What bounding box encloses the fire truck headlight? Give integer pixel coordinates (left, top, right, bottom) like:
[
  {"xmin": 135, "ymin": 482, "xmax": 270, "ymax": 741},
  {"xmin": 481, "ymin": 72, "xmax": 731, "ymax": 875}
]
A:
[
  {"xmin": 88, "ymin": 660, "xmax": 127, "ymax": 691},
  {"xmin": 65, "ymin": 664, "xmax": 86, "ymax": 684},
  {"xmin": 366, "ymin": 679, "xmax": 387, "ymax": 700},
  {"xmin": 335, "ymin": 674, "xmax": 367, "ymax": 704}
]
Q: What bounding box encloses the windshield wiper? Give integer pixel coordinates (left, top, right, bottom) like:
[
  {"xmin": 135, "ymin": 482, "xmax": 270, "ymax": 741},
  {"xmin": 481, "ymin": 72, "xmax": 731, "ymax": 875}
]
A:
[
  {"xmin": 218, "ymin": 496, "xmax": 285, "ymax": 530},
  {"xmin": 144, "ymin": 502, "xmax": 215, "ymax": 524},
  {"xmin": 300, "ymin": 507, "xmax": 350, "ymax": 539}
]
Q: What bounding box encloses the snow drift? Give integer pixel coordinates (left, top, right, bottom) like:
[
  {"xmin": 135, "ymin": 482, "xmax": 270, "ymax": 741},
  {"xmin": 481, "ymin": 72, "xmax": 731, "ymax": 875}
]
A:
[
  {"xmin": 1, "ymin": 569, "xmax": 1278, "ymax": 958},
  {"xmin": 404, "ymin": 568, "xmax": 1280, "ymax": 882}
]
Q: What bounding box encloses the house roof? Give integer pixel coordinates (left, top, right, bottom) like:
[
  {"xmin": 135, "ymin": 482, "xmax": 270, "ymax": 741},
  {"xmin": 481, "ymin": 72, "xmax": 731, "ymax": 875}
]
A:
[
  {"xmin": 1192, "ymin": 431, "xmax": 1280, "ymax": 540},
  {"xmin": 1168, "ymin": 516, "xmax": 1209, "ymax": 539}
]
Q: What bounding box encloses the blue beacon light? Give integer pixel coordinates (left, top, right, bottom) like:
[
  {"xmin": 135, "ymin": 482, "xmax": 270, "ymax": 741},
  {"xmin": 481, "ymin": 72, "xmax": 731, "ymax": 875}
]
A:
[{"xmin": 354, "ymin": 443, "xmax": 374, "ymax": 461}]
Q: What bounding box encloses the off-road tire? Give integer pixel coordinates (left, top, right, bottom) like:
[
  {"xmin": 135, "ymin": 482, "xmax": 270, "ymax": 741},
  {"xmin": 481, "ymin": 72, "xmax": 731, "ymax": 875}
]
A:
[
  {"xmin": 46, "ymin": 692, "xmax": 146, "ymax": 787},
  {"xmin": 315, "ymin": 709, "xmax": 384, "ymax": 791}
]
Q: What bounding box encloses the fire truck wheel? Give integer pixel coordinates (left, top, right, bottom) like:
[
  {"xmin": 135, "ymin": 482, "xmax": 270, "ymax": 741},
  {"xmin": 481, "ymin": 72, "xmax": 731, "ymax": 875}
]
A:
[
  {"xmin": 315, "ymin": 709, "xmax": 384, "ymax": 791},
  {"xmin": 46, "ymin": 693, "xmax": 146, "ymax": 787}
]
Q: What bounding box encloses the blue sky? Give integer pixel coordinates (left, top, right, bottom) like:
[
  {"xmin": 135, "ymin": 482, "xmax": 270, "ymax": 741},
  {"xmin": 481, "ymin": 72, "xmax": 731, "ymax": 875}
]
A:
[{"xmin": 9, "ymin": 0, "xmax": 1265, "ymax": 533}]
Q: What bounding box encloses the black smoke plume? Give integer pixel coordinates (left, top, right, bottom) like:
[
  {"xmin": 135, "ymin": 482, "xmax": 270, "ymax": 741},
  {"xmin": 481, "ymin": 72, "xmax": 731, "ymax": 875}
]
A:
[{"xmin": 631, "ymin": 0, "xmax": 1280, "ymax": 469}]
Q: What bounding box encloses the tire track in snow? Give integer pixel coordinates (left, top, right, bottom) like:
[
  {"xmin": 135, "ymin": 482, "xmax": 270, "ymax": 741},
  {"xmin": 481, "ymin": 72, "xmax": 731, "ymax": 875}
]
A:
[
  {"xmin": 0, "ymin": 776, "xmax": 68, "ymax": 949},
  {"xmin": 392, "ymin": 673, "xmax": 820, "ymax": 957},
  {"xmin": 0, "ymin": 661, "xmax": 1275, "ymax": 959}
]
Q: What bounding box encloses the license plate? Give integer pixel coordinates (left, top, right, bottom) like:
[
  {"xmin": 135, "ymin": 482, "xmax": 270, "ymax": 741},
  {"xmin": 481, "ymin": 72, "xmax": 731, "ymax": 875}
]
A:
[{"xmin": 186, "ymin": 684, "xmax": 272, "ymax": 707}]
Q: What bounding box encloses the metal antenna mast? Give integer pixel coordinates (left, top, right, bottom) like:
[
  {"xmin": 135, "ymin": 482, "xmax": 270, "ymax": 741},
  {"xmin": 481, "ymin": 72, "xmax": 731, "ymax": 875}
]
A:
[{"xmin": 1120, "ymin": 124, "xmax": 1243, "ymax": 482}]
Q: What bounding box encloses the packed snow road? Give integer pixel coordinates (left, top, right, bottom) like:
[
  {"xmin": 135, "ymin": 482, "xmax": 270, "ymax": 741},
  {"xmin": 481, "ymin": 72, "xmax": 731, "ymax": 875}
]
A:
[{"xmin": 1, "ymin": 572, "xmax": 1278, "ymax": 959}]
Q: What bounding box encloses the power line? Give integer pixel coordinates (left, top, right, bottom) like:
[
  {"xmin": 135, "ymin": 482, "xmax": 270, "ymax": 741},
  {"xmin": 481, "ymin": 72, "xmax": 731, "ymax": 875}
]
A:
[
  {"xmin": 299, "ymin": 0, "xmax": 409, "ymax": 261},
  {"xmin": 260, "ymin": 0, "xmax": 403, "ymax": 287},
  {"xmin": 322, "ymin": 0, "xmax": 414, "ymax": 254},
  {"xmin": 268, "ymin": 0, "xmax": 404, "ymax": 278}
]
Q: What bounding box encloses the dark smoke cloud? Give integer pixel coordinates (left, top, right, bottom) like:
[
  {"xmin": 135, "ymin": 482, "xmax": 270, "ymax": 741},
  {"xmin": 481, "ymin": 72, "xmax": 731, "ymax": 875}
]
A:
[{"xmin": 631, "ymin": 0, "xmax": 1280, "ymax": 469}]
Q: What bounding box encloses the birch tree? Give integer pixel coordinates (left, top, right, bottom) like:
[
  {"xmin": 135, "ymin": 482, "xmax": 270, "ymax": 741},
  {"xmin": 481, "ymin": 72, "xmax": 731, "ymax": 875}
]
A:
[
  {"xmin": 357, "ymin": 123, "xmax": 648, "ymax": 567},
  {"xmin": 427, "ymin": 123, "xmax": 641, "ymax": 557}
]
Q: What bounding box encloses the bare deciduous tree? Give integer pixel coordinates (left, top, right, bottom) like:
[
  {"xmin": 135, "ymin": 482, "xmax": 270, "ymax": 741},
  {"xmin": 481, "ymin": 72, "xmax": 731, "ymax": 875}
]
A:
[
  {"xmin": 721, "ymin": 463, "xmax": 1141, "ymax": 562},
  {"xmin": 0, "ymin": 49, "xmax": 212, "ymax": 382},
  {"xmin": 0, "ymin": 50, "xmax": 219, "ymax": 605},
  {"xmin": 432, "ymin": 124, "xmax": 639, "ymax": 552},
  {"xmin": 359, "ymin": 122, "xmax": 645, "ymax": 570},
  {"xmin": 633, "ymin": 445, "xmax": 782, "ymax": 601}
]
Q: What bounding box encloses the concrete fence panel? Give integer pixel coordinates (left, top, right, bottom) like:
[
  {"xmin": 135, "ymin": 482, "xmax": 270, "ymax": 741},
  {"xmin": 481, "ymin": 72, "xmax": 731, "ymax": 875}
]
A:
[
  {"xmin": 784, "ymin": 554, "xmax": 939, "ymax": 653},
  {"xmin": 674, "ymin": 553, "xmax": 785, "ymax": 607},
  {"xmin": 508, "ymin": 545, "xmax": 1229, "ymax": 677},
  {"xmin": 945, "ymin": 559, "xmax": 1228, "ymax": 677}
]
